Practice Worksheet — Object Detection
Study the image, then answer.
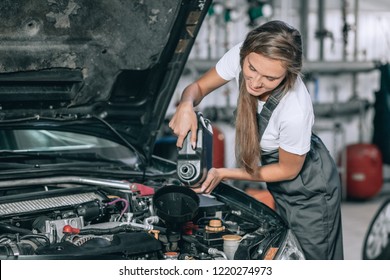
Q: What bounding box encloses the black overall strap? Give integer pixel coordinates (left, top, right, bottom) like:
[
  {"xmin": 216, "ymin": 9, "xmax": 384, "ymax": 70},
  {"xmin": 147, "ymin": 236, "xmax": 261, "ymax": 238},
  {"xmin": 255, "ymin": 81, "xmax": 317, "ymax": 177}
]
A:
[
  {"xmin": 257, "ymin": 87, "xmax": 285, "ymax": 140},
  {"xmin": 238, "ymin": 71, "xmax": 285, "ymax": 139}
]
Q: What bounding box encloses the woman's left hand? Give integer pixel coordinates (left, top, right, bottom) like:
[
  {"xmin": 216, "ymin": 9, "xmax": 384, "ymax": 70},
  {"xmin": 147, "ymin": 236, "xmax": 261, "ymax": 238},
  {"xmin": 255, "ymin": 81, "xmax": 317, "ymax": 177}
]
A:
[{"xmin": 194, "ymin": 168, "xmax": 223, "ymax": 194}]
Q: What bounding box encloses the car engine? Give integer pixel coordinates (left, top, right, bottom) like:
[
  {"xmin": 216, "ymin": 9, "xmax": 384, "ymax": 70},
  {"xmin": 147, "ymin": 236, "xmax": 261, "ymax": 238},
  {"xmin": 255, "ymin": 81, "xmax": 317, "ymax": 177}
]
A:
[{"xmin": 0, "ymin": 176, "xmax": 284, "ymax": 260}]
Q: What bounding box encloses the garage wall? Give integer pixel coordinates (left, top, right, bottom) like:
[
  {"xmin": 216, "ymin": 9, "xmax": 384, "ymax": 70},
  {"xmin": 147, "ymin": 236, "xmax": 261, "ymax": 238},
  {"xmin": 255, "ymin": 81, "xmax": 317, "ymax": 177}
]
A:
[{"xmin": 167, "ymin": 0, "xmax": 390, "ymax": 170}]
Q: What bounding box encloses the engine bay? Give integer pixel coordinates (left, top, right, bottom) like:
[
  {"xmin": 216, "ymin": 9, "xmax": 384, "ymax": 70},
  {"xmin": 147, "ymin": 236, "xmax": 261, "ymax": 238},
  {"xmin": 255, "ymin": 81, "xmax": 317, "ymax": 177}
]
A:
[{"xmin": 0, "ymin": 176, "xmax": 285, "ymax": 260}]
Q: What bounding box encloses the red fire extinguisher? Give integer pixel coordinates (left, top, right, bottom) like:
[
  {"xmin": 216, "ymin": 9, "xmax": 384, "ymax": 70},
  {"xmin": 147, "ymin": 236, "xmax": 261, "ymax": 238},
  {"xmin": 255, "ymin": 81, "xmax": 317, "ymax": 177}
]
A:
[{"xmin": 212, "ymin": 125, "xmax": 225, "ymax": 168}]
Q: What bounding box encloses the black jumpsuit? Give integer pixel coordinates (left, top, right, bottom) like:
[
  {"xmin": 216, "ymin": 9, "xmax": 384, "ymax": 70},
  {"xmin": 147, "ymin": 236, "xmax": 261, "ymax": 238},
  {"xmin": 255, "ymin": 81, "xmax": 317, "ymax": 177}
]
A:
[{"xmin": 257, "ymin": 89, "xmax": 344, "ymax": 260}]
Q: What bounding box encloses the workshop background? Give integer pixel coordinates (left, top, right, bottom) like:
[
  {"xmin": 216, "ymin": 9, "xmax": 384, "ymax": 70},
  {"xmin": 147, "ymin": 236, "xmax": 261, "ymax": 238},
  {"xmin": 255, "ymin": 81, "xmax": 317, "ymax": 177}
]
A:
[{"xmin": 156, "ymin": 0, "xmax": 390, "ymax": 260}]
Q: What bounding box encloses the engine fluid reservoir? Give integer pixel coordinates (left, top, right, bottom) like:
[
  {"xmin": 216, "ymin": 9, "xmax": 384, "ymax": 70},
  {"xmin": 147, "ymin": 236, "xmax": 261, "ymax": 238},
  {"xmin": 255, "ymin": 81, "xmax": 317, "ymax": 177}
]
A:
[{"xmin": 345, "ymin": 143, "xmax": 383, "ymax": 199}]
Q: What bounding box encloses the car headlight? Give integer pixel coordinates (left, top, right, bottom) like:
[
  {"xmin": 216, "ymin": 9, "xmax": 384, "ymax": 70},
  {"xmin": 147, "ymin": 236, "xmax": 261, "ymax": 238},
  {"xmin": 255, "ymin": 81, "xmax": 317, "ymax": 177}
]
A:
[{"xmin": 272, "ymin": 229, "xmax": 306, "ymax": 260}]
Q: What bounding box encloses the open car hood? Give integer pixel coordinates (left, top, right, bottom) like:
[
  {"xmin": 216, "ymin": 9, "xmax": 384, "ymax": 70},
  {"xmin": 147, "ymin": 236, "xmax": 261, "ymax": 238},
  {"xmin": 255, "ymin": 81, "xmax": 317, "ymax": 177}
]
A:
[{"xmin": 0, "ymin": 0, "xmax": 211, "ymax": 160}]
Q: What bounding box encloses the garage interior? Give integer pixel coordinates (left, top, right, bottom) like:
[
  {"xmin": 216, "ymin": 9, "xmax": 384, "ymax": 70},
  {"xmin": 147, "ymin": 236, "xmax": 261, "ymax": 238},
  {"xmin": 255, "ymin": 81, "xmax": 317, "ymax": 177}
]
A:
[
  {"xmin": 153, "ymin": 0, "xmax": 390, "ymax": 260},
  {"xmin": 0, "ymin": 0, "xmax": 389, "ymax": 262}
]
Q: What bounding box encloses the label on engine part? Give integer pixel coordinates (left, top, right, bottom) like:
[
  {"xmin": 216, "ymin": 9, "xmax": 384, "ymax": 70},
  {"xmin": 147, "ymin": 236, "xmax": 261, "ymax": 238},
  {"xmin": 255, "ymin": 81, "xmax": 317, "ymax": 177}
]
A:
[{"xmin": 351, "ymin": 173, "xmax": 365, "ymax": 181}]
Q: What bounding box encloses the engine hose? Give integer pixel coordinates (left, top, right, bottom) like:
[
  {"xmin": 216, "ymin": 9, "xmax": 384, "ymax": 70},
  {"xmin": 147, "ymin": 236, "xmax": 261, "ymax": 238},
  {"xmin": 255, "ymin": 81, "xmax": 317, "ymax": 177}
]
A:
[
  {"xmin": 0, "ymin": 242, "xmax": 36, "ymax": 256},
  {"xmin": 79, "ymin": 224, "xmax": 167, "ymax": 235},
  {"xmin": 181, "ymin": 235, "xmax": 209, "ymax": 253},
  {"xmin": 79, "ymin": 225, "xmax": 130, "ymax": 235},
  {"xmin": 208, "ymin": 248, "xmax": 228, "ymax": 260},
  {"xmin": 132, "ymin": 208, "xmax": 149, "ymax": 218},
  {"xmin": 144, "ymin": 216, "xmax": 159, "ymax": 226},
  {"xmin": 20, "ymin": 234, "xmax": 50, "ymax": 246},
  {"xmin": 0, "ymin": 223, "xmax": 33, "ymax": 235}
]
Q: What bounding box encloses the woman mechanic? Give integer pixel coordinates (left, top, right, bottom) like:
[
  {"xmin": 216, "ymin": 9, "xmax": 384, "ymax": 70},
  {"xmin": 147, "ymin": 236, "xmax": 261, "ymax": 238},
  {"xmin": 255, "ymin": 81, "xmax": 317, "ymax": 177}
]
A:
[{"xmin": 169, "ymin": 20, "xmax": 344, "ymax": 260}]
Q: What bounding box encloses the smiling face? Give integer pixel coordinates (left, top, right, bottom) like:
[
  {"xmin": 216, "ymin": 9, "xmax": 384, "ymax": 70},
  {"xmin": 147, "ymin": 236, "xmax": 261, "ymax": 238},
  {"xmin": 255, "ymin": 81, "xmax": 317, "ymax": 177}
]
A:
[{"xmin": 242, "ymin": 52, "xmax": 287, "ymax": 101}]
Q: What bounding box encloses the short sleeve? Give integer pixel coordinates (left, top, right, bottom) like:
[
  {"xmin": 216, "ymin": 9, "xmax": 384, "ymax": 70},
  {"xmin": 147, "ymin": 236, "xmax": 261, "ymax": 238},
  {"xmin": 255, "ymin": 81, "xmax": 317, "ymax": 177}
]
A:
[
  {"xmin": 279, "ymin": 112, "xmax": 312, "ymax": 155},
  {"xmin": 259, "ymin": 76, "xmax": 314, "ymax": 155},
  {"xmin": 215, "ymin": 42, "xmax": 242, "ymax": 83}
]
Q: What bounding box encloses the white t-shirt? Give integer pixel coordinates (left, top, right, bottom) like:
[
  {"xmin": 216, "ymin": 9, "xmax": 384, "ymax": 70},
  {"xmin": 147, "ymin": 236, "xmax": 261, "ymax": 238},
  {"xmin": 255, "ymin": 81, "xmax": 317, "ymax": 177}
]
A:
[{"xmin": 215, "ymin": 42, "xmax": 314, "ymax": 155}]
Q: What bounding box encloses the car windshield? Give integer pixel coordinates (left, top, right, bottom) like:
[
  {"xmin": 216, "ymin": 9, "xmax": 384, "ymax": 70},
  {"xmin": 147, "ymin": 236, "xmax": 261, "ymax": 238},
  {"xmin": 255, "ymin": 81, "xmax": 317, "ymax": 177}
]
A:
[{"xmin": 0, "ymin": 129, "xmax": 137, "ymax": 163}]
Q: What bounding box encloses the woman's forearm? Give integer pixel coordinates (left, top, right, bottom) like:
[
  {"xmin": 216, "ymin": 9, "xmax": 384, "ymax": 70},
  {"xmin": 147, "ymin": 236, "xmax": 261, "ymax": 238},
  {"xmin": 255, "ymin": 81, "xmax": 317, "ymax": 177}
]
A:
[
  {"xmin": 219, "ymin": 163, "xmax": 296, "ymax": 183},
  {"xmin": 199, "ymin": 164, "xmax": 295, "ymax": 193},
  {"xmin": 180, "ymin": 83, "xmax": 204, "ymax": 107},
  {"xmin": 219, "ymin": 151, "xmax": 305, "ymax": 183}
]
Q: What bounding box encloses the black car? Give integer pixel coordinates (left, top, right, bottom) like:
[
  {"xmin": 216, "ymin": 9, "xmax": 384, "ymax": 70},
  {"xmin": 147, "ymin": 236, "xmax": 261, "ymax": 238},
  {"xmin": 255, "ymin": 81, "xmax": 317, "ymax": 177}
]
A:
[
  {"xmin": 363, "ymin": 198, "xmax": 390, "ymax": 260},
  {"xmin": 0, "ymin": 0, "xmax": 304, "ymax": 260}
]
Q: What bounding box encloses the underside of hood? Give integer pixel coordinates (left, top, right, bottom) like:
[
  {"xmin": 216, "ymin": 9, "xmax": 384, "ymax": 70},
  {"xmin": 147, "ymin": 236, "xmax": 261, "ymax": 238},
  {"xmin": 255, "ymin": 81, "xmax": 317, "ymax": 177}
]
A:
[{"xmin": 0, "ymin": 0, "xmax": 211, "ymax": 159}]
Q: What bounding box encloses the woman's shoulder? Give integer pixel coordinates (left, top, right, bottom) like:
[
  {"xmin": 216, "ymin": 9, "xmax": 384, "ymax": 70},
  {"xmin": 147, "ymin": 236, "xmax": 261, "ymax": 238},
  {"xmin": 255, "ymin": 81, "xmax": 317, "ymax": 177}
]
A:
[
  {"xmin": 215, "ymin": 42, "xmax": 243, "ymax": 81},
  {"xmin": 218, "ymin": 42, "xmax": 243, "ymax": 62},
  {"xmin": 279, "ymin": 77, "xmax": 314, "ymax": 117},
  {"xmin": 292, "ymin": 76, "xmax": 309, "ymax": 94},
  {"xmin": 286, "ymin": 77, "xmax": 312, "ymax": 104}
]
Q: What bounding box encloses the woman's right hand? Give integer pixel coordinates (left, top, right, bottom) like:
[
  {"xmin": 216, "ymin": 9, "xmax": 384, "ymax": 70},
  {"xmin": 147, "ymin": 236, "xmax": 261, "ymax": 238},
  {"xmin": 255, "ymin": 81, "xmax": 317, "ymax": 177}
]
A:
[
  {"xmin": 169, "ymin": 67, "xmax": 227, "ymax": 148},
  {"xmin": 168, "ymin": 101, "xmax": 198, "ymax": 149}
]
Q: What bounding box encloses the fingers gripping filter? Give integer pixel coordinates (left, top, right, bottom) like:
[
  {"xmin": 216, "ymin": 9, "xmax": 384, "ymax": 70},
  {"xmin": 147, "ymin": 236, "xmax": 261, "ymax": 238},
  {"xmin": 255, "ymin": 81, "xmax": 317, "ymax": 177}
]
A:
[
  {"xmin": 177, "ymin": 112, "xmax": 213, "ymax": 186},
  {"xmin": 153, "ymin": 185, "xmax": 199, "ymax": 226}
]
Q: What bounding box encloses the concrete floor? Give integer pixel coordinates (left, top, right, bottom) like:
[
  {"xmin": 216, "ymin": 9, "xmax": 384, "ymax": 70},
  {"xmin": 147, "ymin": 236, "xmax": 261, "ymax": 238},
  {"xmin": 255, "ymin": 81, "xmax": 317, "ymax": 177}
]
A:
[{"xmin": 341, "ymin": 183, "xmax": 390, "ymax": 260}]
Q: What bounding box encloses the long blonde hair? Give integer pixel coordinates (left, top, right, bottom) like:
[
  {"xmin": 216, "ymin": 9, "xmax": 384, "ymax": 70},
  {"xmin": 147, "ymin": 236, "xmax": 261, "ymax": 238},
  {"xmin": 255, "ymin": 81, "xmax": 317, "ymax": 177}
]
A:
[{"xmin": 235, "ymin": 20, "xmax": 303, "ymax": 175}]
